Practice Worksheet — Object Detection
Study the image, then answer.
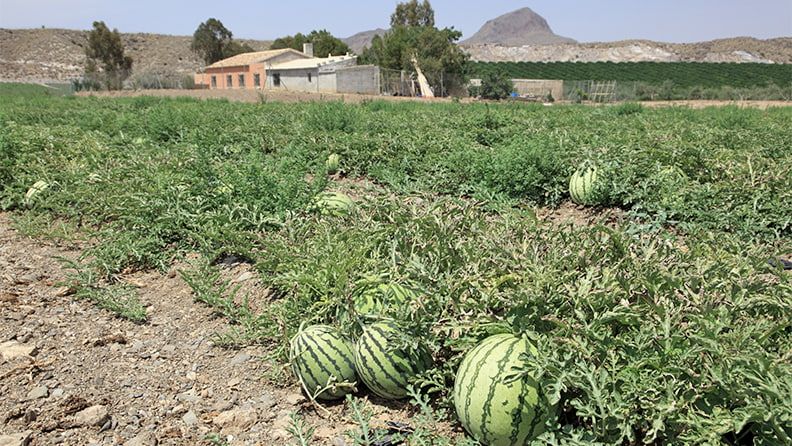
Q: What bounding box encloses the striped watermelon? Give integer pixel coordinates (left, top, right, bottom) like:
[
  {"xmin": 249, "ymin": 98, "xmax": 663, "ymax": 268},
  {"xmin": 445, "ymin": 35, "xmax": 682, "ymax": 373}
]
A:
[
  {"xmin": 453, "ymin": 334, "xmax": 551, "ymax": 446},
  {"xmin": 289, "ymin": 325, "xmax": 358, "ymax": 401},
  {"xmin": 313, "ymin": 191, "xmax": 354, "ymax": 216},
  {"xmin": 354, "ymin": 322, "xmax": 430, "ymax": 400},
  {"xmin": 569, "ymin": 166, "xmax": 599, "ymax": 205},
  {"xmin": 326, "ymin": 153, "xmax": 341, "ymax": 174},
  {"xmin": 354, "ymin": 282, "xmax": 416, "ymax": 316}
]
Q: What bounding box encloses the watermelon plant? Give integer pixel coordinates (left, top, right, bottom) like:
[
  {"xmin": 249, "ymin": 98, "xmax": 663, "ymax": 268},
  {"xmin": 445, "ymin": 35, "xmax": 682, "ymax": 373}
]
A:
[{"xmin": 1, "ymin": 88, "xmax": 790, "ymax": 444}]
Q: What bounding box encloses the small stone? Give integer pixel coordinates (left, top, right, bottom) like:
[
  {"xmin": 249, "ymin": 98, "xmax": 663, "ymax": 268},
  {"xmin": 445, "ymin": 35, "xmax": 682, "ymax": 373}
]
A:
[
  {"xmin": 284, "ymin": 392, "xmax": 305, "ymax": 406},
  {"xmin": 73, "ymin": 405, "xmax": 110, "ymax": 427},
  {"xmin": 212, "ymin": 408, "xmax": 258, "ymax": 433},
  {"xmin": 229, "ymin": 352, "xmax": 250, "ymax": 366},
  {"xmin": 0, "ymin": 341, "xmax": 37, "ymax": 360},
  {"xmin": 124, "ymin": 432, "xmax": 158, "ymax": 446},
  {"xmin": 25, "ymin": 386, "xmax": 48, "ymax": 400},
  {"xmin": 176, "ymin": 391, "xmax": 200, "ymax": 404},
  {"xmin": 258, "ymin": 393, "xmax": 276, "ymax": 409},
  {"xmin": 231, "ymin": 271, "xmax": 254, "ymax": 283},
  {"xmin": 332, "ymin": 437, "xmax": 348, "ymax": 446},
  {"xmin": 186, "ymin": 371, "xmax": 197, "ymax": 381},
  {"xmin": 182, "ymin": 410, "xmax": 198, "ymax": 426},
  {"xmin": 0, "ymin": 431, "xmax": 32, "ymax": 446},
  {"xmin": 51, "ymin": 388, "xmax": 64, "ymax": 398}
]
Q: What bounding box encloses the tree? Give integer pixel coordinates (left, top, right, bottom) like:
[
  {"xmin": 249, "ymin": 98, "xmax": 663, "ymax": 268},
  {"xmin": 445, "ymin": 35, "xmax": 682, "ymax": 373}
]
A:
[
  {"xmin": 191, "ymin": 18, "xmax": 254, "ymax": 65},
  {"xmin": 360, "ymin": 1, "xmax": 468, "ymax": 96},
  {"xmin": 84, "ymin": 21, "xmax": 133, "ymax": 90},
  {"xmin": 391, "ymin": 0, "xmax": 435, "ymax": 27},
  {"xmin": 470, "ymin": 71, "xmax": 514, "ymax": 100},
  {"xmin": 271, "ymin": 30, "xmax": 351, "ymax": 57}
]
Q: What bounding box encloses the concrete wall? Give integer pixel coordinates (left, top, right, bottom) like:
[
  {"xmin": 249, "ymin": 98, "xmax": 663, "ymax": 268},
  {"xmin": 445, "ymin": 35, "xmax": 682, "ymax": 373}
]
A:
[
  {"xmin": 335, "ymin": 65, "xmax": 380, "ymax": 95},
  {"xmin": 267, "ymin": 67, "xmax": 320, "ymax": 92}
]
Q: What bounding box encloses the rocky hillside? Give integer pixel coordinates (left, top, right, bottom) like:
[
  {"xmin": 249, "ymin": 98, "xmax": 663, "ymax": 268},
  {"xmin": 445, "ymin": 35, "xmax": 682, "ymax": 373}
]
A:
[
  {"xmin": 0, "ymin": 28, "xmax": 271, "ymax": 82},
  {"xmin": 342, "ymin": 28, "xmax": 387, "ymax": 55},
  {"xmin": 461, "ymin": 7, "xmax": 576, "ymax": 46},
  {"xmin": 465, "ymin": 37, "xmax": 792, "ymax": 63}
]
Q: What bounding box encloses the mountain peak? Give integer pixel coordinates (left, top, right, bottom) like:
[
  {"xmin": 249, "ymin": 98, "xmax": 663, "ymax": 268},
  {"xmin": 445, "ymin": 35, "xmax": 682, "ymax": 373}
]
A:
[{"xmin": 462, "ymin": 7, "xmax": 576, "ymax": 46}]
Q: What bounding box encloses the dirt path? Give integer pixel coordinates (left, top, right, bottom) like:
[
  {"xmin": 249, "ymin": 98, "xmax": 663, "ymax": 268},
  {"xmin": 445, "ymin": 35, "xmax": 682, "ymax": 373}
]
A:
[{"xmin": 0, "ymin": 213, "xmax": 418, "ymax": 446}]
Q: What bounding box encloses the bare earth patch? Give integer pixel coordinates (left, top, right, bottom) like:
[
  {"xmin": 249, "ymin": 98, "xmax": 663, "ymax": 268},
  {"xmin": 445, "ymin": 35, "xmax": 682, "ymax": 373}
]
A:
[{"xmin": 0, "ymin": 213, "xmax": 438, "ymax": 446}]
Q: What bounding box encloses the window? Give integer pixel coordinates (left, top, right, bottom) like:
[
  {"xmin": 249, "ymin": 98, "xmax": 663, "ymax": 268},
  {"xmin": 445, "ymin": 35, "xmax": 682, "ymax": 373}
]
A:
[
  {"xmin": 226, "ymin": 75, "xmax": 233, "ymax": 88},
  {"xmin": 254, "ymin": 73, "xmax": 260, "ymax": 87},
  {"xmin": 238, "ymin": 74, "xmax": 245, "ymax": 87},
  {"xmin": 211, "ymin": 76, "xmax": 217, "ymax": 88},
  {"xmin": 273, "ymin": 73, "xmax": 281, "ymax": 87},
  {"xmin": 308, "ymin": 72, "xmax": 312, "ymax": 83}
]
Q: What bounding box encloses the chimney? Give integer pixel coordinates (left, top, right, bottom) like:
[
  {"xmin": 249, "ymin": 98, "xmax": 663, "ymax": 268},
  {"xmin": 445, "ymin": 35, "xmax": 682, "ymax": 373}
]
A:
[{"xmin": 303, "ymin": 43, "xmax": 314, "ymax": 58}]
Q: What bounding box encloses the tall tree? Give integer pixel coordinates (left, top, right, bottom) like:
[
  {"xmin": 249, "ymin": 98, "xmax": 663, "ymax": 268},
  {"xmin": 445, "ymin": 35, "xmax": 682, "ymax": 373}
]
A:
[
  {"xmin": 391, "ymin": 0, "xmax": 435, "ymax": 27},
  {"xmin": 84, "ymin": 21, "xmax": 133, "ymax": 90},
  {"xmin": 361, "ymin": 1, "xmax": 467, "ymax": 96},
  {"xmin": 191, "ymin": 18, "xmax": 253, "ymax": 65},
  {"xmin": 271, "ymin": 30, "xmax": 351, "ymax": 57}
]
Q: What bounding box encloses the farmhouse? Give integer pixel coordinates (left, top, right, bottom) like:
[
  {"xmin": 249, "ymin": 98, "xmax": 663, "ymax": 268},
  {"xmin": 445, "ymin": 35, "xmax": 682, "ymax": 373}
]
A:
[{"xmin": 194, "ymin": 44, "xmax": 381, "ymax": 95}]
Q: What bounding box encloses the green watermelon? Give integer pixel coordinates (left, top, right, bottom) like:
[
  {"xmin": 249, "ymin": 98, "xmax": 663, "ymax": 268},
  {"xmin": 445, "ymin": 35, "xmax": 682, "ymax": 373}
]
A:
[
  {"xmin": 569, "ymin": 166, "xmax": 600, "ymax": 205},
  {"xmin": 289, "ymin": 325, "xmax": 358, "ymax": 401},
  {"xmin": 313, "ymin": 191, "xmax": 354, "ymax": 216},
  {"xmin": 453, "ymin": 334, "xmax": 551, "ymax": 446},
  {"xmin": 326, "ymin": 153, "xmax": 341, "ymax": 175},
  {"xmin": 354, "ymin": 322, "xmax": 430, "ymax": 400},
  {"xmin": 354, "ymin": 282, "xmax": 416, "ymax": 316}
]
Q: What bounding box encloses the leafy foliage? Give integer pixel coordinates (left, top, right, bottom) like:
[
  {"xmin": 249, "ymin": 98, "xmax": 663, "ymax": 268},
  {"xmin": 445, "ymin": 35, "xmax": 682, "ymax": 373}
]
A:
[
  {"xmin": 470, "ymin": 70, "xmax": 514, "ymax": 100},
  {"xmin": 84, "ymin": 21, "xmax": 133, "ymax": 90},
  {"xmin": 360, "ymin": 1, "xmax": 468, "ymax": 96},
  {"xmin": 391, "ymin": 0, "xmax": 435, "ymax": 27},
  {"xmin": 191, "ymin": 18, "xmax": 254, "ymax": 65},
  {"xmin": 271, "ymin": 29, "xmax": 351, "ymax": 57}
]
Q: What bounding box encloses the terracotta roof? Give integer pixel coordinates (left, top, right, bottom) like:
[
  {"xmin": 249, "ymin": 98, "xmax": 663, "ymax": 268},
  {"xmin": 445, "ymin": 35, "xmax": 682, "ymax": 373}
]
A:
[
  {"xmin": 270, "ymin": 55, "xmax": 356, "ymax": 70},
  {"xmin": 206, "ymin": 48, "xmax": 306, "ymax": 68}
]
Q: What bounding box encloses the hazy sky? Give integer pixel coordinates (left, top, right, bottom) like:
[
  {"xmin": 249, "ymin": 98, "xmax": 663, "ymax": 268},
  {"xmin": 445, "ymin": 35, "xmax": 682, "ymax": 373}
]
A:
[{"xmin": 0, "ymin": 0, "xmax": 790, "ymax": 43}]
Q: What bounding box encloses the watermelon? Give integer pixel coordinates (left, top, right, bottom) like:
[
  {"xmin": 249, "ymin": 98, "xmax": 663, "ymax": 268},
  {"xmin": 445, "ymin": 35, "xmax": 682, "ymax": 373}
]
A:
[
  {"xmin": 326, "ymin": 153, "xmax": 341, "ymax": 175},
  {"xmin": 453, "ymin": 334, "xmax": 551, "ymax": 446},
  {"xmin": 354, "ymin": 322, "xmax": 430, "ymax": 400},
  {"xmin": 569, "ymin": 166, "xmax": 600, "ymax": 205},
  {"xmin": 289, "ymin": 325, "xmax": 358, "ymax": 401},
  {"xmin": 354, "ymin": 281, "xmax": 416, "ymax": 316},
  {"xmin": 313, "ymin": 191, "xmax": 354, "ymax": 216}
]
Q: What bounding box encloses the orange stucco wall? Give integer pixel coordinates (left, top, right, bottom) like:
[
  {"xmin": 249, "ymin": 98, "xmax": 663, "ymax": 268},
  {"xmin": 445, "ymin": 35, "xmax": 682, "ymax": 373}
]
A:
[
  {"xmin": 194, "ymin": 63, "xmax": 266, "ymax": 90},
  {"xmin": 194, "ymin": 53, "xmax": 308, "ymax": 90}
]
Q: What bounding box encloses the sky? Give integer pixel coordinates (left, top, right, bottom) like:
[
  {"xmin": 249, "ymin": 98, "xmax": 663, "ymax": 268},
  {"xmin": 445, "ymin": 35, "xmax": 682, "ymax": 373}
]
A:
[{"xmin": 0, "ymin": 0, "xmax": 790, "ymax": 43}]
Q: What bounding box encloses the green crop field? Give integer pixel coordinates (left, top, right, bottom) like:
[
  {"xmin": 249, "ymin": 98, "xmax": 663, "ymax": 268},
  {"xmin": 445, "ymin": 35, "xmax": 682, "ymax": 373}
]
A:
[
  {"xmin": 1, "ymin": 84, "xmax": 790, "ymax": 444},
  {"xmin": 470, "ymin": 61, "xmax": 792, "ymax": 89}
]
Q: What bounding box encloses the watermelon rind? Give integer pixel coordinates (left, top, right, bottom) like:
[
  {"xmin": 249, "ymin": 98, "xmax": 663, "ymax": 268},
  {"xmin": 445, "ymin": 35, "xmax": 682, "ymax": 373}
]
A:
[
  {"xmin": 453, "ymin": 333, "xmax": 552, "ymax": 446},
  {"xmin": 290, "ymin": 324, "xmax": 358, "ymax": 401},
  {"xmin": 354, "ymin": 322, "xmax": 430, "ymax": 400}
]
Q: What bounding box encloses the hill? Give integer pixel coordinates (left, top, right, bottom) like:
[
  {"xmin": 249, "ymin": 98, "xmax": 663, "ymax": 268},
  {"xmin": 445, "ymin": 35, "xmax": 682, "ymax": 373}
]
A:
[
  {"xmin": 342, "ymin": 28, "xmax": 388, "ymax": 54},
  {"xmin": 461, "ymin": 7, "xmax": 576, "ymax": 46},
  {"xmin": 0, "ymin": 28, "xmax": 272, "ymax": 82}
]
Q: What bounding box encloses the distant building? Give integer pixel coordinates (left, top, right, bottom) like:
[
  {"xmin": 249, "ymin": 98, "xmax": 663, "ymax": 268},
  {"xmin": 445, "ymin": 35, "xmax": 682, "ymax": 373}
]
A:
[
  {"xmin": 194, "ymin": 48, "xmax": 308, "ymax": 90},
  {"xmin": 194, "ymin": 44, "xmax": 380, "ymax": 95}
]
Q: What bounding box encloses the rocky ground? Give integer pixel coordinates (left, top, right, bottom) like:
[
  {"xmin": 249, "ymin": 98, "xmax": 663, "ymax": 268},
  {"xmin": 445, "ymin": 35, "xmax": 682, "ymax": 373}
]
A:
[{"xmin": 0, "ymin": 213, "xmax": 420, "ymax": 446}]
